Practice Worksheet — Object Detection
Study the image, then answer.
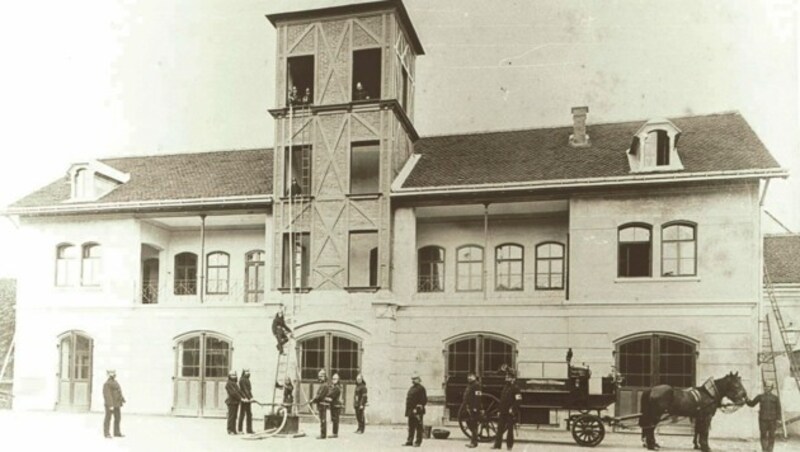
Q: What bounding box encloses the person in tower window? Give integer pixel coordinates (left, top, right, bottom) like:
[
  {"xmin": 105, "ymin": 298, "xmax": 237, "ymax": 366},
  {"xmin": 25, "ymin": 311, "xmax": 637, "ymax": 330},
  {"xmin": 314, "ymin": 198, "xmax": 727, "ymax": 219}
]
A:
[
  {"xmin": 272, "ymin": 307, "xmax": 293, "ymax": 355},
  {"xmin": 354, "ymin": 81, "xmax": 370, "ymax": 100},
  {"xmin": 289, "ymin": 177, "xmax": 302, "ymax": 197}
]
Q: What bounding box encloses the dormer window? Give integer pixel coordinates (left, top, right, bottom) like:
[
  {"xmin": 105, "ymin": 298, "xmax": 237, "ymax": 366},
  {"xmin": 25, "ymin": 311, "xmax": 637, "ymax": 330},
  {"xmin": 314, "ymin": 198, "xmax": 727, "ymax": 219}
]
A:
[
  {"xmin": 68, "ymin": 161, "xmax": 130, "ymax": 202},
  {"xmin": 627, "ymin": 119, "xmax": 683, "ymax": 173}
]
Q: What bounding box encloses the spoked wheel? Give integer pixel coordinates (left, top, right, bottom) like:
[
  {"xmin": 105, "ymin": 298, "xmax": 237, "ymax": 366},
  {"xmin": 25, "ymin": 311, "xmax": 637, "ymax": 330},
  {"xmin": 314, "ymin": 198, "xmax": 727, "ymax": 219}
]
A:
[
  {"xmin": 458, "ymin": 393, "xmax": 501, "ymax": 443},
  {"xmin": 571, "ymin": 414, "xmax": 605, "ymax": 447}
]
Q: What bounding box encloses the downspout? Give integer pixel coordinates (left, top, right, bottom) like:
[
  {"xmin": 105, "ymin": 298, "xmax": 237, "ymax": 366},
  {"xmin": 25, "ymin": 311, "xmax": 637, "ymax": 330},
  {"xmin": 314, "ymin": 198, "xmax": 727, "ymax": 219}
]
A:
[
  {"xmin": 757, "ymin": 179, "xmax": 770, "ymax": 393},
  {"xmin": 483, "ymin": 203, "xmax": 490, "ymax": 301},
  {"xmin": 200, "ymin": 214, "xmax": 206, "ymax": 304}
]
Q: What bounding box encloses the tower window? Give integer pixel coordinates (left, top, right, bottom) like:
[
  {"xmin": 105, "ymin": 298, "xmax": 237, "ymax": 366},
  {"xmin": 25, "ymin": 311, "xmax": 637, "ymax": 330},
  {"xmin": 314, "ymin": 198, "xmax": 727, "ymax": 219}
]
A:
[
  {"xmin": 285, "ymin": 145, "xmax": 312, "ymax": 197},
  {"xmin": 282, "ymin": 233, "xmax": 310, "ymax": 288},
  {"xmin": 350, "ymin": 141, "xmax": 380, "ymax": 194},
  {"xmin": 348, "ymin": 231, "xmax": 378, "ymax": 287},
  {"xmin": 287, "ymin": 55, "xmax": 314, "ymax": 105},
  {"xmin": 352, "ymin": 48, "xmax": 381, "ymax": 101}
]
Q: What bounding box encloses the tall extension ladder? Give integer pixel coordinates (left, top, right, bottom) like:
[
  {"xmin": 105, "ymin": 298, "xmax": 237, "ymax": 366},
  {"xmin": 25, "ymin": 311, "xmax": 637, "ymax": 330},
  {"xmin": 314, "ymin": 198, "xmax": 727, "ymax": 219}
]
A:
[{"xmin": 762, "ymin": 267, "xmax": 800, "ymax": 427}]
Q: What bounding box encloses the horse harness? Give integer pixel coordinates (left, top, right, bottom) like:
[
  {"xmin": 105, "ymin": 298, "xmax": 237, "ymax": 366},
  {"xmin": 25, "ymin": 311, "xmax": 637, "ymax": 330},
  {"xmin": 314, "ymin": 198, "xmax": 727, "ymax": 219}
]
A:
[{"xmin": 685, "ymin": 378, "xmax": 721, "ymax": 414}]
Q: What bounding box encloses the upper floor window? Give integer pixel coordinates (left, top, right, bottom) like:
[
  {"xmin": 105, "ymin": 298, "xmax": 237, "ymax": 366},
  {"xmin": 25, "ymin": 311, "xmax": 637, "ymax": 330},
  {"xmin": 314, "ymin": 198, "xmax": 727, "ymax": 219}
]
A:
[
  {"xmin": 348, "ymin": 231, "xmax": 378, "ymax": 287},
  {"xmin": 285, "ymin": 145, "xmax": 312, "ymax": 197},
  {"xmin": 282, "ymin": 233, "xmax": 310, "ymax": 289},
  {"xmin": 644, "ymin": 130, "xmax": 670, "ymax": 167},
  {"xmin": 287, "ymin": 55, "xmax": 314, "ymax": 106},
  {"xmin": 456, "ymin": 245, "xmax": 483, "ymax": 292},
  {"xmin": 535, "ymin": 242, "xmax": 564, "ymax": 290},
  {"xmin": 662, "ymin": 223, "xmax": 697, "ymax": 276},
  {"xmin": 352, "ymin": 48, "xmax": 381, "ymax": 101},
  {"xmin": 206, "ymin": 252, "xmax": 229, "ymax": 295},
  {"xmin": 618, "ymin": 224, "xmax": 652, "ymax": 277},
  {"xmin": 245, "ymin": 250, "xmax": 265, "ymax": 303},
  {"xmin": 174, "ymin": 252, "xmax": 198, "ymax": 295},
  {"xmin": 81, "ymin": 243, "xmax": 102, "ymax": 286},
  {"xmin": 418, "ymin": 246, "xmax": 444, "ymax": 292},
  {"xmin": 56, "ymin": 244, "xmax": 79, "ymax": 287},
  {"xmin": 350, "ymin": 141, "xmax": 380, "ymax": 194},
  {"xmin": 495, "ymin": 244, "xmax": 523, "ymax": 291}
]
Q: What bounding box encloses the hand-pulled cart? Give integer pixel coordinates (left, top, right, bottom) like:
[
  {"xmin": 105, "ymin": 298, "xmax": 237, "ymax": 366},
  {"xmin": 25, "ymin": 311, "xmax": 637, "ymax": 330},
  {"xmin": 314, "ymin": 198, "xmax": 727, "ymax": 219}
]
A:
[{"xmin": 448, "ymin": 354, "xmax": 621, "ymax": 447}]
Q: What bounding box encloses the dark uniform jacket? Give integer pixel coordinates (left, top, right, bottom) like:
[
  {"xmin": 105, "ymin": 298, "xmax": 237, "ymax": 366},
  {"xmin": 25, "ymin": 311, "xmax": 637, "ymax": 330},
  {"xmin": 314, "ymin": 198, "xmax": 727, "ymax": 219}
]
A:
[
  {"xmin": 225, "ymin": 378, "xmax": 244, "ymax": 405},
  {"xmin": 747, "ymin": 393, "xmax": 781, "ymax": 421},
  {"xmin": 329, "ymin": 383, "xmax": 343, "ymax": 408},
  {"xmin": 103, "ymin": 378, "xmax": 125, "ymax": 408},
  {"xmin": 272, "ymin": 314, "xmax": 292, "ymax": 336},
  {"xmin": 354, "ymin": 382, "xmax": 368, "ymax": 408},
  {"xmin": 405, "ymin": 383, "xmax": 427, "ymax": 417},
  {"xmin": 462, "ymin": 380, "xmax": 481, "ymax": 412},
  {"xmin": 238, "ymin": 375, "xmax": 253, "ymax": 401},
  {"xmin": 312, "ymin": 381, "xmax": 330, "ymax": 406},
  {"xmin": 279, "ymin": 381, "xmax": 294, "ymax": 405},
  {"xmin": 498, "ymin": 381, "xmax": 522, "ymax": 416}
]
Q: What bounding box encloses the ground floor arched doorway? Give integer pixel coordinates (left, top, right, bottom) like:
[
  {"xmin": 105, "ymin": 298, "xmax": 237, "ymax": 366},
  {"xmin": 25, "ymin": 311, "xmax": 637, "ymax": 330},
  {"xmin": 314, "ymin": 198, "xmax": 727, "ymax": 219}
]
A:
[
  {"xmin": 173, "ymin": 331, "xmax": 232, "ymax": 417},
  {"xmin": 444, "ymin": 334, "xmax": 516, "ymax": 420},
  {"xmin": 297, "ymin": 332, "xmax": 361, "ymax": 415},
  {"xmin": 56, "ymin": 330, "xmax": 93, "ymax": 412},
  {"xmin": 615, "ymin": 332, "xmax": 697, "ymax": 425}
]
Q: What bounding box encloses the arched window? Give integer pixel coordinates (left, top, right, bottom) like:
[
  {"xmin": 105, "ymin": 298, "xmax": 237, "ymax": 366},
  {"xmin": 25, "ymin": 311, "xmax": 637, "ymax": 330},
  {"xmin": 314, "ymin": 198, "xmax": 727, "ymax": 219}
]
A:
[
  {"xmin": 418, "ymin": 246, "xmax": 445, "ymax": 292},
  {"xmin": 245, "ymin": 250, "xmax": 265, "ymax": 303},
  {"xmin": 81, "ymin": 243, "xmax": 101, "ymax": 286},
  {"xmin": 206, "ymin": 252, "xmax": 229, "ymax": 294},
  {"xmin": 456, "ymin": 245, "xmax": 483, "ymax": 292},
  {"xmin": 535, "ymin": 242, "xmax": 565, "ymax": 289},
  {"xmin": 662, "ymin": 222, "xmax": 697, "ymax": 277},
  {"xmin": 495, "ymin": 244, "xmax": 523, "ymax": 291},
  {"xmin": 56, "ymin": 244, "xmax": 79, "ymax": 287},
  {"xmin": 618, "ymin": 224, "xmax": 652, "ymax": 277},
  {"xmin": 174, "ymin": 252, "xmax": 198, "ymax": 295},
  {"xmin": 445, "ymin": 334, "xmax": 516, "ymax": 420}
]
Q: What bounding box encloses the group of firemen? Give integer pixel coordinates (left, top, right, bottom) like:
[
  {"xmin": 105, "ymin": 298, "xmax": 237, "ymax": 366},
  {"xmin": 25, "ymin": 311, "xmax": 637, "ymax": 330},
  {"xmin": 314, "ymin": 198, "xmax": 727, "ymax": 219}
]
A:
[{"xmin": 461, "ymin": 368, "xmax": 522, "ymax": 450}]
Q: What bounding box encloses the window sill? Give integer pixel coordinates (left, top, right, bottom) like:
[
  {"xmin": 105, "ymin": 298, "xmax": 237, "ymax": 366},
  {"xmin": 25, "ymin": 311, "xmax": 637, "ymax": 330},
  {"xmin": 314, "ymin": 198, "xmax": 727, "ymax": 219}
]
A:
[
  {"xmin": 615, "ymin": 276, "xmax": 700, "ymax": 283},
  {"xmin": 278, "ymin": 287, "xmax": 312, "ymax": 294},
  {"xmin": 345, "ymin": 286, "xmax": 381, "ymax": 293},
  {"xmin": 279, "ymin": 195, "xmax": 315, "ymax": 202},
  {"xmin": 345, "ymin": 193, "xmax": 382, "ymax": 200}
]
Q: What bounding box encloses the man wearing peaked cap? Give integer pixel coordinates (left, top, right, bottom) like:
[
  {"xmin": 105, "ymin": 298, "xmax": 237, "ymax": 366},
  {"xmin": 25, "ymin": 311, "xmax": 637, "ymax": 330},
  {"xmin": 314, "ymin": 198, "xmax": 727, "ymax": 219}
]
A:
[
  {"xmin": 103, "ymin": 369, "xmax": 125, "ymax": 439},
  {"xmin": 404, "ymin": 372, "xmax": 427, "ymax": 447}
]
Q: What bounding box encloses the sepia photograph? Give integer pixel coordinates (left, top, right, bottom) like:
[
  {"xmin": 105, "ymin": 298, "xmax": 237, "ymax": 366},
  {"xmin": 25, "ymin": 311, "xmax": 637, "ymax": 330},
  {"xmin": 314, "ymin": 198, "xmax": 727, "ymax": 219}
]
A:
[{"xmin": 0, "ymin": 0, "xmax": 798, "ymax": 451}]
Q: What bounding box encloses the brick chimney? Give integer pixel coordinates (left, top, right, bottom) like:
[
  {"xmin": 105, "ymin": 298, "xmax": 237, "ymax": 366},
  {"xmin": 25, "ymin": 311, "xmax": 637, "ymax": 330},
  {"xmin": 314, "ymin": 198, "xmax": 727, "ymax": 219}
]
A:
[{"xmin": 569, "ymin": 106, "xmax": 590, "ymax": 147}]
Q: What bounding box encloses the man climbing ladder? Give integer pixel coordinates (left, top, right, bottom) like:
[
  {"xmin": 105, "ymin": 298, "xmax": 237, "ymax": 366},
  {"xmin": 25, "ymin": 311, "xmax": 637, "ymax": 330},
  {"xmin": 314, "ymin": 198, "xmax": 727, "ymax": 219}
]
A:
[{"xmin": 272, "ymin": 306, "xmax": 293, "ymax": 355}]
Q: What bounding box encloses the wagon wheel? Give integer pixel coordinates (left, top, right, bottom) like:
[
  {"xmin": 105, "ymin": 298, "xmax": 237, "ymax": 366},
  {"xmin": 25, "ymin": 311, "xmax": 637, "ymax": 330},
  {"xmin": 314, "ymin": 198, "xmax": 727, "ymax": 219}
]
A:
[
  {"xmin": 571, "ymin": 414, "xmax": 605, "ymax": 447},
  {"xmin": 458, "ymin": 393, "xmax": 501, "ymax": 443}
]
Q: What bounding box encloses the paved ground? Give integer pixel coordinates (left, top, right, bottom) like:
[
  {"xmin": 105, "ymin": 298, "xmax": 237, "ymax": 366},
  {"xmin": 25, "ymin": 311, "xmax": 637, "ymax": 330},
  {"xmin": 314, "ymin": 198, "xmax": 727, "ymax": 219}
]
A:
[{"xmin": 0, "ymin": 410, "xmax": 797, "ymax": 452}]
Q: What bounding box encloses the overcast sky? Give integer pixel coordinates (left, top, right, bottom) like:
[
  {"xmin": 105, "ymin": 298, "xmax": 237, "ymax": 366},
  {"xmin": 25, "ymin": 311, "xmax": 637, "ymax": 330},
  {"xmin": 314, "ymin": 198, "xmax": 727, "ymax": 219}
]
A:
[{"xmin": 0, "ymin": 0, "xmax": 797, "ymax": 277}]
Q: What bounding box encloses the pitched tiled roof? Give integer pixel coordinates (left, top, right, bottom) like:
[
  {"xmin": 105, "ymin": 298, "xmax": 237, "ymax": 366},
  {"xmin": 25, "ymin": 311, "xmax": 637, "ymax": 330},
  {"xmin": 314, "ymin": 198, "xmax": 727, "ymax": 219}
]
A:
[
  {"xmin": 402, "ymin": 112, "xmax": 781, "ymax": 189},
  {"xmin": 765, "ymin": 234, "xmax": 800, "ymax": 284},
  {"xmin": 10, "ymin": 149, "xmax": 272, "ymax": 210}
]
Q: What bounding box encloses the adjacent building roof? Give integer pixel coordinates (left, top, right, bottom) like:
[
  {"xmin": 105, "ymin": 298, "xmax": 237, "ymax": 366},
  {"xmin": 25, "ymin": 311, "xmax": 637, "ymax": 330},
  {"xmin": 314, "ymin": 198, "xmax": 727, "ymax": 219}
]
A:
[
  {"xmin": 400, "ymin": 112, "xmax": 783, "ymax": 190},
  {"xmin": 8, "ymin": 149, "xmax": 272, "ymax": 213},
  {"xmin": 765, "ymin": 234, "xmax": 800, "ymax": 284}
]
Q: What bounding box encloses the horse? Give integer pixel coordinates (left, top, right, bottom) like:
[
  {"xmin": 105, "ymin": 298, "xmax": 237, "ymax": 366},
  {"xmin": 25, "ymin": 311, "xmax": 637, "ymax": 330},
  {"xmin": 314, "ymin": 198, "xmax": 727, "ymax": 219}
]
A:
[{"xmin": 638, "ymin": 372, "xmax": 747, "ymax": 452}]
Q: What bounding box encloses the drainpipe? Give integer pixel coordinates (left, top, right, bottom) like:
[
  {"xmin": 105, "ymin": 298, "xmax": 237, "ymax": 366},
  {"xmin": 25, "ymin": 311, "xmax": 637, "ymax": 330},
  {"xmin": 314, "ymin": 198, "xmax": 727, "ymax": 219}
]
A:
[
  {"xmin": 200, "ymin": 214, "xmax": 206, "ymax": 304},
  {"xmin": 483, "ymin": 203, "xmax": 490, "ymax": 301}
]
